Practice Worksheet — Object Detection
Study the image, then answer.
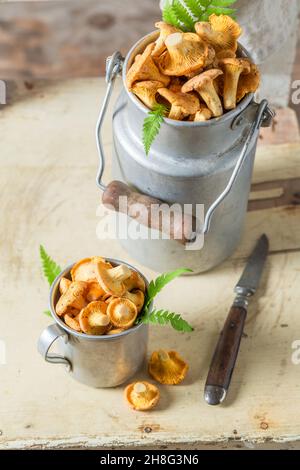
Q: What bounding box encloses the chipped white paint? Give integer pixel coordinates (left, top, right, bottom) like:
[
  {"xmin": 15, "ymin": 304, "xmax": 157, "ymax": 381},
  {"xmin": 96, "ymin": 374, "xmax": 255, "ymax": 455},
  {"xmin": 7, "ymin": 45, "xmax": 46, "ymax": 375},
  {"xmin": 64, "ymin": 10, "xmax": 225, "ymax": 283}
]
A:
[{"xmin": 0, "ymin": 79, "xmax": 300, "ymax": 450}]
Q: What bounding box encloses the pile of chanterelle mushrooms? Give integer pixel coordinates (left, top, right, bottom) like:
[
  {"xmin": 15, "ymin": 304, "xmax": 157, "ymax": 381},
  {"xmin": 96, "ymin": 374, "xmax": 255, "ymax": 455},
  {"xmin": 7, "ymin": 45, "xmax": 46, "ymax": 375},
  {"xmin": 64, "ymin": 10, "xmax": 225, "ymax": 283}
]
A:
[
  {"xmin": 55, "ymin": 257, "xmax": 145, "ymax": 335},
  {"xmin": 126, "ymin": 15, "xmax": 260, "ymax": 121}
]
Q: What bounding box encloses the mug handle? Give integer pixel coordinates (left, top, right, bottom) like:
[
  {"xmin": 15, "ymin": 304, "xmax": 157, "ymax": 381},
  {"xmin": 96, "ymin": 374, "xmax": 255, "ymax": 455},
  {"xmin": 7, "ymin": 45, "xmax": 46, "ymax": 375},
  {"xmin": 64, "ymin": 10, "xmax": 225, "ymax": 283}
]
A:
[{"xmin": 37, "ymin": 324, "xmax": 72, "ymax": 372}]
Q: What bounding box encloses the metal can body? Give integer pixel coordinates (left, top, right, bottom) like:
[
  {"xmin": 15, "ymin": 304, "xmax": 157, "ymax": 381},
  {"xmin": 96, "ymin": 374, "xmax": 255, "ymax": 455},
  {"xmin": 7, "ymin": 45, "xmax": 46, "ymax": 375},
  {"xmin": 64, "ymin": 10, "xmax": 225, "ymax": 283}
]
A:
[
  {"xmin": 38, "ymin": 260, "xmax": 149, "ymax": 388},
  {"xmin": 111, "ymin": 32, "xmax": 260, "ymax": 273}
]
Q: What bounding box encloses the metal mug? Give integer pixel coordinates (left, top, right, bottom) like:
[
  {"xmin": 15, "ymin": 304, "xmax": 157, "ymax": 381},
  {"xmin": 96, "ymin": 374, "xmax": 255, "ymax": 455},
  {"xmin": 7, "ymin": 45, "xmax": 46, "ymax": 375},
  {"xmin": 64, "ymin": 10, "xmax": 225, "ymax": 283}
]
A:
[
  {"xmin": 37, "ymin": 259, "xmax": 149, "ymax": 388},
  {"xmin": 95, "ymin": 31, "xmax": 275, "ymax": 273}
]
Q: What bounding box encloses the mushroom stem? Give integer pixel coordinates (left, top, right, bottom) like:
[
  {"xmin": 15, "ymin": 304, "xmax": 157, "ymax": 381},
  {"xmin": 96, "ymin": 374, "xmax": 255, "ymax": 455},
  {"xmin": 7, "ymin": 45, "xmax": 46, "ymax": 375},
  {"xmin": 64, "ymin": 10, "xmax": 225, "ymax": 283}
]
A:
[
  {"xmin": 223, "ymin": 69, "xmax": 243, "ymax": 110},
  {"xmin": 169, "ymin": 104, "xmax": 184, "ymax": 120},
  {"xmin": 109, "ymin": 265, "xmax": 132, "ymax": 282},
  {"xmin": 196, "ymin": 81, "xmax": 223, "ymax": 117}
]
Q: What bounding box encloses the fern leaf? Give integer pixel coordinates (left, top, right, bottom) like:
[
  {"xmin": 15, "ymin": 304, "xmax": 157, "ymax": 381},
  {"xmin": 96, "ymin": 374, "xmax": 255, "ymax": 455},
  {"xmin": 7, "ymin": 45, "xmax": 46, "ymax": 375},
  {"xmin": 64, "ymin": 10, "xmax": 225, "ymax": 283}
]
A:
[
  {"xmin": 198, "ymin": 0, "xmax": 212, "ymax": 7},
  {"xmin": 142, "ymin": 104, "xmax": 167, "ymax": 156},
  {"xmin": 211, "ymin": 0, "xmax": 236, "ymax": 6},
  {"xmin": 44, "ymin": 310, "xmax": 52, "ymax": 317},
  {"xmin": 142, "ymin": 309, "xmax": 193, "ymax": 333},
  {"xmin": 39, "ymin": 245, "xmax": 61, "ymax": 286},
  {"xmin": 163, "ymin": 0, "xmax": 183, "ymax": 29},
  {"xmin": 145, "ymin": 268, "xmax": 192, "ymax": 308},
  {"xmin": 207, "ymin": 5, "xmax": 236, "ymax": 15},
  {"xmin": 184, "ymin": 0, "xmax": 204, "ymax": 17},
  {"xmin": 172, "ymin": 0, "xmax": 195, "ymax": 31}
]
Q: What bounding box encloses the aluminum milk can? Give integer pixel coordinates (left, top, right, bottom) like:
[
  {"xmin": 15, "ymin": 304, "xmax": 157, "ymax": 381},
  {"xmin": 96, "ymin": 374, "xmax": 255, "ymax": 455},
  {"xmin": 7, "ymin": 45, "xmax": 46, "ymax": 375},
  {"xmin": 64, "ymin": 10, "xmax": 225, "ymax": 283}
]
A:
[{"xmin": 96, "ymin": 31, "xmax": 274, "ymax": 273}]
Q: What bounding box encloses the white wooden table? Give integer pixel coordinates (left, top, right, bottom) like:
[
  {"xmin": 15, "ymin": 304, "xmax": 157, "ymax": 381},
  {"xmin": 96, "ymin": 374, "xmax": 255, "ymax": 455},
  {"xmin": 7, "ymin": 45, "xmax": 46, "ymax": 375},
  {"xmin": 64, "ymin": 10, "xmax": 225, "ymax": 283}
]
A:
[{"xmin": 0, "ymin": 78, "xmax": 300, "ymax": 449}]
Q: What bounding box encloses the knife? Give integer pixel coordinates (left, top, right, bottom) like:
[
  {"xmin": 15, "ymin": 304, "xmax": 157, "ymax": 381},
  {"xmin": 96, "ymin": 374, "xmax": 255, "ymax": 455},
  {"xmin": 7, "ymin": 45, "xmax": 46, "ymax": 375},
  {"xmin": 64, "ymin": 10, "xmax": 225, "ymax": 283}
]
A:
[{"xmin": 204, "ymin": 234, "xmax": 269, "ymax": 406}]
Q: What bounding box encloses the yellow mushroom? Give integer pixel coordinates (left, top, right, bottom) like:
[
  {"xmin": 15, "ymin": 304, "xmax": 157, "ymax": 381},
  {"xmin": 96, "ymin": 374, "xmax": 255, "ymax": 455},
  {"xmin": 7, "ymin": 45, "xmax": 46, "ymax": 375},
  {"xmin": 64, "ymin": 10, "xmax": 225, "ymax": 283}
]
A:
[
  {"xmin": 70, "ymin": 257, "xmax": 110, "ymax": 283},
  {"xmin": 107, "ymin": 298, "xmax": 138, "ymax": 330},
  {"xmin": 219, "ymin": 58, "xmax": 251, "ymax": 110},
  {"xmin": 181, "ymin": 69, "xmax": 224, "ymax": 117},
  {"xmin": 59, "ymin": 277, "xmax": 72, "ymax": 295},
  {"xmin": 131, "ymin": 80, "xmax": 165, "ymax": 109},
  {"xmin": 152, "ymin": 21, "xmax": 182, "ymax": 58},
  {"xmin": 86, "ymin": 282, "xmax": 105, "ymax": 302},
  {"xmin": 125, "ymin": 381, "xmax": 160, "ymax": 411},
  {"xmin": 157, "ymin": 32, "xmax": 209, "ymax": 76},
  {"xmin": 123, "ymin": 270, "xmax": 146, "ymax": 293},
  {"xmin": 79, "ymin": 301, "xmax": 110, "ymax": 335},
  {"xmin": 195, "ymin": 14, "xmax": 242, "ymax": 54},
  {"xmin": 148, "ymin": 349, "xmax": 188, "ymax": 385},
  {"xmin": 122, "ymin": 289, "xmax": 145, "ymax": 313},
  {"xmin": 56, "ymin": 281, "xmax": 87, "ymax": 317},
  {"xmin": 106, "ymin": 328, "xmax": 124, "ymax": 335},
  {"xmin": 236, "ymin": 63, "xmax": 260, "ymax": 103},
  {"xmin": 126, "ymin": 43, "xmax": 170, "ymax": 90},
  {"xmin": 95, "ymin": 263, "xmax": 132, "ymax": 297},
  {"xmin": 194, "ymin": 106, "xmax": 213, "ymax": 122},
  {"xmin": 157, "ymin": 87, "xmax": 200, "ymax": 120},
  {"xmin": 64, "ymin": 313, "xmax": 81, "ymax": 332}
]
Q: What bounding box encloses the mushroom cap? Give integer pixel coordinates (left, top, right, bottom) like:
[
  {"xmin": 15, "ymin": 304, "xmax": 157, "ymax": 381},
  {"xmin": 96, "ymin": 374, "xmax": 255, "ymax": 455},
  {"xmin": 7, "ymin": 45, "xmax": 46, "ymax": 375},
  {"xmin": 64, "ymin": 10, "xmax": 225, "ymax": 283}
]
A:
[
  {"xmin": 122, "ymin": 289, "xmax": 145, "ymax": 313},
  {"xmin": 59, "ymin": 277, "xmax": 72, "ymax": 295},
  {"xmin": 71, "ymin": 257, "xmax": 111, "ymax": 283},
  {"xmin": 107, "ymin": 298, "xmax": 138, "ymax": 329},
  {"xmin": 219, "ymin": 57, "xmax": 251, "ymax": 74},
  {"xmin": 237, "ymin": 63, "xmax": 260, "ymax": 102},
  {"xmin": 56, "ymin": 281, "xmax": 87, "ymax": 316},
  {"xmin": 86, "ymin": 282, "xmax": 105, "ymax": 302},
  {"xmin": 126, "ymin": 43, "xmax": 170, "ymax": 90},
  {"xmin": 123, "ymin": 270, "xmax": 146, "ymax": 293},
  {"xmin": 95, "ymin": 263, "xmax": 132, "ymax": 296},
  {"xmin": 195, "ymin": 14, "xmax": 242, "ymax": 52},
  {"xmin": 131, "ymin": 80, "xmax": 165, "ymax": 109},
  {"xmin": 79, "ymin": 301, "xmax": 110, "ymax": 335},
  {"xmin": 125, "ymin": 381, "xmax": 160, "ymax": 411},
  {"xmin": 158, "ymin": 32, "xmax": 209, "ymax": 76},
  {"xmin": 148, "ymin": 349, "xmax": 189, "ymax": 385},
  {"xmin": 64, "ymin": 313, "xmax": 81, "ymax": 332},
  {"xmin": 106, "ymin": 328, "xmax": 124, "ymax": 335},
  {"xmin": 181, "ymin": 69, "xmax": 223, "ymax": 93},
  {"xmin": 157, "ymin": 88, "xmax": 200, "ymax": 115},
  {"xmin": 152, "ymin": 21, "xmax": 182, "ymax": 58}
]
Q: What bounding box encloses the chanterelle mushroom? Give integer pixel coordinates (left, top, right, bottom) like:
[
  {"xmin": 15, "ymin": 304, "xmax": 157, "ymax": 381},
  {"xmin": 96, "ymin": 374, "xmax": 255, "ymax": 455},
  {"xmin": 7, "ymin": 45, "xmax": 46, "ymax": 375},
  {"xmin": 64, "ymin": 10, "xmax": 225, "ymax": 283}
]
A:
[
  {"xmin": 149, "ymin": 349, "xmax": 188, "ymax": 385},
  {"xmin": 122, "ymin": 289, "xmax": 145, "ymax": 313},
  {"xmin": 64, "ymin": 313, "xmax": 81, "ymax": 332},
  {"xmin": 131, "ymin": 80, "xmax": 165, "ymax": 109},
  {"xmin": 158, "ymin": 32, "xmax": 209, "ymax": 76},
  {"xmin": 152, "ymin": 21, "xmax": 181, "ymax": 58},
  {"xmin": 126, "ymin": 43, "xmax": 170, "ymax": 90},
  {"xmin": 195, "ymin": 14, "xmax": 242, "ymax": 54},
  {"xmin": 194, "ymin": 105, "xmax": 213, "ymax": 122},
  {"xmin": 157, "ymin": 87, "xmax": 200, "ymax": 120},
  {"xmin": 71, "ymin": 257, "xmax": 111, "ymax": 283},
  {"xmin": 59, "ymin": 277, "xmax": 71, "ymax": 295},
  {"xmin": 56, "ymin": 281, "xmax": 87, "ymax": 316},
  {"xmin": 79, "ymin": 301, "xmax": 110, "ymax": 335},
  {"xmin": 236, "ymin": 63, "xmax": 260, "ymax": 103},
  {"xmin": 181, "ymin": 69, "xmax": 223, "ymax": 117},
  {"xmin": 125, "ymin": 381, "xmax": 160, "ymax": 411},
  {"xmin": 107, "ymin": 298, "xmax": 138, "ymax": 330},
  {"xmin": 219, "ymin": 58, "xmax": 251, "ymax": 110},
  {"xmin": 123, "ymin": 271, "xmax": 146, "ymax": 293},
  {"xmin": 95, "ymin": 263, "xmax": 132, "ymax": 296}
]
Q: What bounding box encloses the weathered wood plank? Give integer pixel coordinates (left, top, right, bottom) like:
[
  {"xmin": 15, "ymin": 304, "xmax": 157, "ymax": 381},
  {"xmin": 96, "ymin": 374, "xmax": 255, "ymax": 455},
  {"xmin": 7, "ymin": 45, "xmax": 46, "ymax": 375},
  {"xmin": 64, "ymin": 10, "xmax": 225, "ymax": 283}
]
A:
[{"xmin": 0, "ymin": 78, "xmax": 300, "ymax": 450}]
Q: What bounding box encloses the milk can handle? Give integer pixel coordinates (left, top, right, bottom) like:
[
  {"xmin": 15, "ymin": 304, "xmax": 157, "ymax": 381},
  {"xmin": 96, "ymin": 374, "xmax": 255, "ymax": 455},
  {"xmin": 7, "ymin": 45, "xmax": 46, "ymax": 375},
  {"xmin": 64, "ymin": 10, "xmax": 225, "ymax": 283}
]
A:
[{"xmin": 37, "ymin": 324, "xmax": 72, "ymax": 372}]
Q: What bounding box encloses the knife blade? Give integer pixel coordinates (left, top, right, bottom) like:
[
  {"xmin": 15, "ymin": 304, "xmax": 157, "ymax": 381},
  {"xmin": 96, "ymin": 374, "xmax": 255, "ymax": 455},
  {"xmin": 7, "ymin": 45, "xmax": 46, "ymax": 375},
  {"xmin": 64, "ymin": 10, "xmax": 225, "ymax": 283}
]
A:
[{"xmin": 204, "ymin": 234, "xmax": 269, "ymax": 406}]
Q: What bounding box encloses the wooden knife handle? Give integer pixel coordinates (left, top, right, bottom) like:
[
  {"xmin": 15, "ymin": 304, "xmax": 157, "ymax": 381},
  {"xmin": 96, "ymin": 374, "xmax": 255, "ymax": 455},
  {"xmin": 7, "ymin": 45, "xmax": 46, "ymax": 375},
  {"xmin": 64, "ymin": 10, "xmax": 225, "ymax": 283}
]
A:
[
  {"xmin": 102, "ymin": 180, "xmax": 196, "ymax": 245},
  {"xmin": 204, "ymin": 306, "xmax": 247, "ymax": 405}
]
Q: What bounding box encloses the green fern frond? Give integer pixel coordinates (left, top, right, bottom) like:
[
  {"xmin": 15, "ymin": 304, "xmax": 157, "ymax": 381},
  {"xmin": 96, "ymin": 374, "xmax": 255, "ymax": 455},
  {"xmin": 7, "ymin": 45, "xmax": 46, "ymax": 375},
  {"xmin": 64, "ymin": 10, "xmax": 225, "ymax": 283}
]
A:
[
  {"xmin": 39, "ymin": 245, "xmax": 61, "ymax": 286},
  {"xmin": 172, "ymin": 0, "xmax": 195, "ymax": 31},
  {"xmin": 162, "ymin": 0, "xmax": 237, "ymax": 30},
  {"xmin": 44, "ymin": 310, "xmax": 52, "ymax": 317},
  {"xmin": 141, "ymin": 309, "xmax": 194, "ymax": 332},
  {"xmin": 142, "ymin": 104, "xmax": 168, "ymax": 156}
]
